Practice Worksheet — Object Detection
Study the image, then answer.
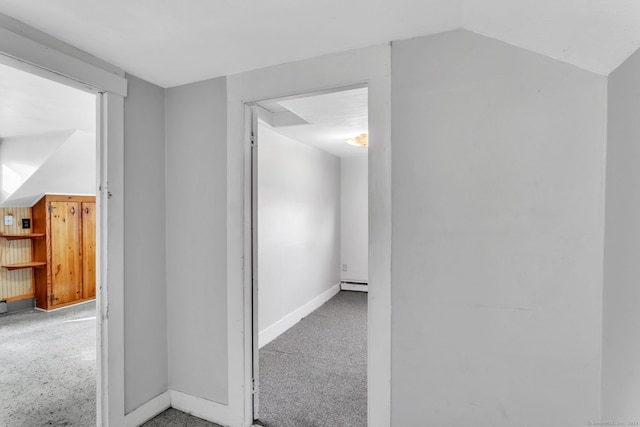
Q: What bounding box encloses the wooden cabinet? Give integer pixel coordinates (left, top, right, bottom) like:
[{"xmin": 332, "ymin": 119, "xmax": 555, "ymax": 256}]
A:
[{"xmin": 33, "ymin": 195, "xmax": 96, "ymax": 310}]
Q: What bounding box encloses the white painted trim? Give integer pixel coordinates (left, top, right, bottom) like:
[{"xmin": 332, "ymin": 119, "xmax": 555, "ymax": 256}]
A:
[
  {"xmin": 123, "ymin": 390, "xmax": 229, "ymax": 427},
  {"xmin": 0, "ymin": 13, "xmax": 124, "ymax": 78},
  {"xmin": 97, "ymin": 91, "xmax": 126, "ymax": 427},
  {"xmin": 170, "ymin": 390, "xmax": 229, "ymax": 427},
  {"xmin": 124, "ymin": 391, "xmax": 171, "ymax": 427},
  {"xmin": 0, "ymin": 21, "xmax": 127, "ymax": 427},
  {"xmin": 0, "ymin": 25, "xmax": 127, "ymax": 96},
  {"xmin": 259, "ymin": 283, "xmax": 340, "ymax": 348},
  {"xmin": 227, "ymin": 43, "xmax": 392, "ymax": 427},
  {"xmin": 340, "ymin": 282, "xmax": 369, "ymax": 293},
  {"xmin": 366, "ymin": 44, "xmax": 393, "ymax": 427}
]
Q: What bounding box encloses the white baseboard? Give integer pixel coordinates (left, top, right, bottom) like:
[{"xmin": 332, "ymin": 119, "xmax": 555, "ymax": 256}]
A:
[
  {"xmin": 125, "ymin": 391, "xmax": 171, "ymax": 427},
  {"xmin": 124, "ymin": 390, "xmax": 229, "ymax": 427},
  {"xmin": 259, "ymin": 283, "xmax": 340, "ymax": 348},
  {"xmin": 34, "ymin": 298, "xmax": 95, "ymax": 313},
  {"xmin": 340, "ymin": 282, "xmax": 368, "ymax": 292},
  {"xmin": 170, "ymin": 390, "xmax": 229, "ymax": 426}
]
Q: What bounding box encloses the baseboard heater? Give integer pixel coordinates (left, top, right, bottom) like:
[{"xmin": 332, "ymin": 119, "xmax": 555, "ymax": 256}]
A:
[
  {"xmin": 0, "ymin": 298, "xmax": 34, "ymax": 315},
  {"xmin": 340, "ymin": 281, "xmax": 368, "ymax": 292}
]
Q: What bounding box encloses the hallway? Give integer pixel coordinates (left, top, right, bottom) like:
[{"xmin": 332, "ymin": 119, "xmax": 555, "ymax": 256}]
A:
[{"xmin": 256, "ymin": 290, "xmax": 367, "ymax": 427}]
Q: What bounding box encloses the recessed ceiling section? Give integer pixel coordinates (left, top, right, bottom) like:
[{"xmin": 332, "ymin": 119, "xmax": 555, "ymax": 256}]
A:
[
  {"xmin": 257, "ymin": 87, "xmax": 368, "ymax": 158},
  {"xmin": 258, "ymin": 106, "xmax": 309, "ymax": 128}
]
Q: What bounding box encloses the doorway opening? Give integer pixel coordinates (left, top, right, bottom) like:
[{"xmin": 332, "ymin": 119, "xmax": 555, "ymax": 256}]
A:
[
  {"xmin": 0, "ymin": 61, "xmax": 99, "ymax": 425},
  {"xmin": 251, "ymin": 86, "xmax": 369, "ymax": 426}
]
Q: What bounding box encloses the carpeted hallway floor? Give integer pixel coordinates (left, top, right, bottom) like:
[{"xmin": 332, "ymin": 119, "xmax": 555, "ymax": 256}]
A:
[
  {"xmin": 0, "ymin": 291, "xmax": 366, "ymax": 426},
  {"xmin": 0, "ymin": 300, "xmax": 97, "ymax": 427},
  {"xmin": 256, "ymin": 290, "xmax": 367, "ymax": 427}
]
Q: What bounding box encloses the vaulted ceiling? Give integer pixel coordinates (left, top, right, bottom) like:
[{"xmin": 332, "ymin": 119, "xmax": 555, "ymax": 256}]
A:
[{"xmin": 0, "ymin": 0, "xmax": 638, "ymax": 88}]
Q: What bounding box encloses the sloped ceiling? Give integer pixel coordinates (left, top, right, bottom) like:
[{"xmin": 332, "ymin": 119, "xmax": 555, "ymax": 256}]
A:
[
  {"xmin": 0, "ymin": 62, "xmax": 96, "ymax": 207},
  {"xmin": 0, "ymin": 0, "xmax": 637, "ymax": 88},
  {"xmin": 0, "ymin": 62, "xmax": 95, "ymax": 138},
  {"xmin": 463, "ymin": 0, "xmax": 640, "ymax": 76},
  {"xmin": 1, "ymin": 130, "xmax": 96, "ymax": 207}
]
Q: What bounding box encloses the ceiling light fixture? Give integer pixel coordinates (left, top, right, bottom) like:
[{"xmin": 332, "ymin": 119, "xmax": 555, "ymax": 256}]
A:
[{"xmin": 345, "ymin": 133, "xmax": 368, "ymax": 148}]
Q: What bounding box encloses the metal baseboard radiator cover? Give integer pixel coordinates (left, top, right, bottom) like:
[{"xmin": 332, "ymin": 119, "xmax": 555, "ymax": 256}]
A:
[
  {"xmin": 340, "ymin": 281, "xmax": 368, "ymax": 292},
  {"xmin": 0, "ymin": 297, "xmax": 34, "ymax": 314}
]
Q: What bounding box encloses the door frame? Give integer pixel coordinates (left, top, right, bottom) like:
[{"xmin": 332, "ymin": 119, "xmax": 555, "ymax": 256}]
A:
[
  {"xmin": 250, "ymin": 105, "xmax": 259, "ymax": 419},
  {"xmin": 226, "ymin": 44, "xmax": 391, "ymax": 427},
  {"xmin": 247, "ymin": 86, "xmax": 369, "ymax": 422},
  {"xmin": 0, "ymin": 22, "xmax": 127, "ymax": 427}
]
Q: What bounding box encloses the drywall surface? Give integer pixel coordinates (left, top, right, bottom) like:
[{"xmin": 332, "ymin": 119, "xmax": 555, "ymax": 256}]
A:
[
  {"xmin": 0, "ymin": 130, "xmax": 74, "ymax": 205},
  {"xmin": 340, "ymin": 155, "xmax": 368, "ymax": 282},
  {"xmin": 2, "ymin": 130, "xmax": 96, "ymax": 207},
  {"xmin": 257, "ymin": 124, "xmax": 341, "ymax": 333},
  {"xmin": 165, "ymin": 77, "xmax": 228, "ymax": 404},
  {"xmin": 123, "ymin": 74, "xmax": 168, "ymax": 414},
  {"xmin": 602, "ymin": 47, "xmax": 640, "ymax": 421},
  {"xmin": 391, "ymin": 30, "xmax": 606, "ymax": 426}
]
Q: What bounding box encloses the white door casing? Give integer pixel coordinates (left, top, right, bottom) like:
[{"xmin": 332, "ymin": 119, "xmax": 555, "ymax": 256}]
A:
[
  {"xmin": 226, "ymin": 44, "xmax": 391, "ymax": 427},
  {"xmin": 0, "ymin": 19, "xmax": 127, "ymax": 427}
]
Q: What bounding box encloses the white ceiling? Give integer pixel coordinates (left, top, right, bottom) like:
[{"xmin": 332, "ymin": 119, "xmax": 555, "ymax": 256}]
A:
[
  {"xmin": 0, "ymin": 62, "xmax": 95, "ymax": 139},
  {"xmin": 0, "ymin": 0, "xmax": 638, "ymax": 88},
  {"xmin": 463, "ymin": 0, "xmax": 640, "ymax": 75},
  {"xmin": 259, "ymin": 87, "xmax": 368, "ymax": 159}
]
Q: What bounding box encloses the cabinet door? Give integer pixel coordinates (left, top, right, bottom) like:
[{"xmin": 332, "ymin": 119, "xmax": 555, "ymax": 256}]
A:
[
  {"xmin": 82, "ymin": 202, "xmax": 96, "ymax": 299},
  {"xmin": 50, "ymin": 201, "xmax": 82, "ymax": 306}
]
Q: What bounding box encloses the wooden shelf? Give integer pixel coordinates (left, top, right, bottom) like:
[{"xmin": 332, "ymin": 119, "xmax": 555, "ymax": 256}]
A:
[
  {"xmin": 1, "ymin": 232, "xmax": 46, "ymax": 270},
  {"xmin": 0, "ymin": 233, "xmax": 45, "ymax": 241},
  {"xmin": 2, "ymin": 261, "xmax": 46, "ymax": 271}
]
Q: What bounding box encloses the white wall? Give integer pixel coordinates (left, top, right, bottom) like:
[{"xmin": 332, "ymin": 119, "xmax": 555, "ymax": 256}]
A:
[
  {"xmin": 602, "ymin": 47, "xmax": 640, "ymax": 421},
  {"xmin": 340, "ymin": 155, "xmax": 368, "ymax": 282},
  {"xmin": 257, "ymin": 123, "xmax": 341, "ymax": 334},
  {"xmin": 165, "ymin": 77, "xmax": 228, "ymax": 405},
  {"xmin": 3, "ymin": 130, "xmax": 96, "ymax": 207},
  {"xmin": 0, "ymin": 130, "xmax": 74, "ymax": 204},
  {"xmin": 123, "ymin": 74, "xmax": 168, "ymax": 414},
  {"xmin": 391, "ymin": 30, "xmax": 607, "ymax": 427}
]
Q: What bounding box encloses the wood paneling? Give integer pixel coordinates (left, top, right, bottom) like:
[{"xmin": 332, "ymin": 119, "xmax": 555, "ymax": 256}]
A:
[
  {"xmin": 0, "ymin": 207, "xmax": 34, "ymax": 301},
  {"xmin": 50, "ymin": 201, "xmax": 83, "ymax": 306},
  {"xmin": 33, "ymin": 195, "xmax": 96, "ymax": 310},
  {"xmin": 82, "ymin": 202, "xmax": 96, "ymax": 299},
  {"xmin": 33, "ymin": 197, "xmax": 48, "ymax": 307}
]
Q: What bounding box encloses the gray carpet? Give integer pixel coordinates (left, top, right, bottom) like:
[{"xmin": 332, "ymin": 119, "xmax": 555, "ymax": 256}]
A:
[
  {"xmin": 0, "ymin": 300, "xmax": 97, "ymax": 427},
  {"xmin": 142, "ymin": 408, "xmax": 223, "ymax": 427},
  {"xmin": 0, "ymin": 292, "xmax": 365, "ymax": 427},
  {"xmin": 256, "ymin": 290, "xmax": 367, "ymax": 427}
]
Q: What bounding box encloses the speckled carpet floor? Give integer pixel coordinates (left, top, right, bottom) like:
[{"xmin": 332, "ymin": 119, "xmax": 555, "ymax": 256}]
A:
[
  {"xmin": 0, "ymin": 292, "xmax": 366, "ymax": 427},
  {"xmin": 0, "ymin": 300, "xmax": 97, "ymax": 427},
  {"xmin": 145, "ymin": 291, "xmax": 367, "ymax": 427},
  {"xmin": 142, "ymin": 408, "xmax": 222, "ymax": 426},
  {"xmin": 255, "ymin": 290, "xmax": 367, "ymax": 427}
]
